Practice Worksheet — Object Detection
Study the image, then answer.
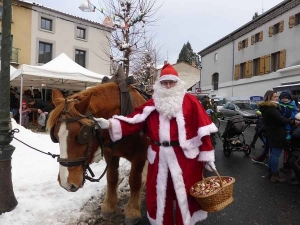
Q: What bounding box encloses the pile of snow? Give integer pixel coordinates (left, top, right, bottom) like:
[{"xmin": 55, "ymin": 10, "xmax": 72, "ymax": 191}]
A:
[{"xmin": 0, "ymin": 119, "xmax": 132, "ymax": 224}]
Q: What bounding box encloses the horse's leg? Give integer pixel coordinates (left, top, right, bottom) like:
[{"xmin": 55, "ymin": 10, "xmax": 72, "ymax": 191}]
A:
[
  {"xmin": 101, "ymin": 155, "xmax": 120, "ymax": 217},
  {"xmin": 124, "ymin": 154, "xmax": 146, "ymax": 225}
]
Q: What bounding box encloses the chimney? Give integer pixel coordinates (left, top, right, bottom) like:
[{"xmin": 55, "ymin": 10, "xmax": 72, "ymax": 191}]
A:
[
  {"xmin": 191, "ymin": 60, "xmax": 196, "ymax": 67},
  {"xmin": 164, "ymin": 60, "xmax": 168, "ymax": 65}
]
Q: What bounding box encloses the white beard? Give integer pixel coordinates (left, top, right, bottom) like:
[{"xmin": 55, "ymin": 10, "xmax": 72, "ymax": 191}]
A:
[{"xmin": 152, "ymin": 80, "xmax": 186, "ymax": 119}]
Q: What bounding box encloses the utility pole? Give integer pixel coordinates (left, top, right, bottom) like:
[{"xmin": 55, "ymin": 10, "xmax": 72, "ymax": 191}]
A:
[{"xmin": 0, "ymin": 0, "xmax": 18, "ymax": 213}]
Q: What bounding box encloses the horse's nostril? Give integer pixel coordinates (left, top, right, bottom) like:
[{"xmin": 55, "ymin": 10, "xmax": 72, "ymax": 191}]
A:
[{"xmin": 69, "ymin": 184, "xmax": 78, "ymax": 192}]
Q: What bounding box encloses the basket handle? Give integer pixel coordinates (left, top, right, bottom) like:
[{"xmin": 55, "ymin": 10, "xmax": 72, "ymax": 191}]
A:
[{"xmin": 202, "ymin": 169, "xmax": 223, "ymax": 188}]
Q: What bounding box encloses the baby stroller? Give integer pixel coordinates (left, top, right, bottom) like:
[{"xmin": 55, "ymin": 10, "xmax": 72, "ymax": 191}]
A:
[{"xmin": 222, "ymin": 115, "xmax": 256, "ymax": 157}]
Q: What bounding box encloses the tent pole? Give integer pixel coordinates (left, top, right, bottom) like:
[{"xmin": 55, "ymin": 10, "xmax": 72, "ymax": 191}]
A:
[{"xmin": 19, "ymin": 75, "xmax": 23, "ymax": 125}]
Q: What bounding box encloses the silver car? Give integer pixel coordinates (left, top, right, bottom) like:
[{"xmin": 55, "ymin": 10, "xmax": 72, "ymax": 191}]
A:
[{"xmin": 220, "ymin": 102, "xmax": 256, "ymax": 120}]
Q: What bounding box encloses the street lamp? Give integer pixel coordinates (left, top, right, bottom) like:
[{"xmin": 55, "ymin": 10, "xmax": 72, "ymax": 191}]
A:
[{"xmin": 0, "ymin": 0, "xmax": 18, "ymax": 213}]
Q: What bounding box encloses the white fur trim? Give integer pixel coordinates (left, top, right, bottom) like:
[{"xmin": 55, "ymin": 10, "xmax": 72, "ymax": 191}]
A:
[
  {"xmin": 147, "ymin": 212, "xmax": 157, "ymax": 224},
  {"xmin": 190, "ymin": 210, "xmax": 208, "ymax": 225},
  {"xmin": 166, "ymin": 147, "xmax": 191, "ymax": 225},
  {"xmin": 147, "ymin": 145, "xmax": 156, "ymax": 164},
  {"xmin": 113, "ymin": 106, "xmax": 155, "ymax": 124},
  {"xmin": 198, "ymin": 150, "xmax": 215, "ymax": 162},
  {"xmin": 109, "ymin": 118, "xmax": 122, "ymax": 142},
  {"xmin": 156, "ymin": 115, "xmax": 170, "ymax": 225},
  {"xmin": 158, "ymin": 75, "xmax": 181, "ymax": 82},
  {"xmin": 197, "ymin": 123, "xmax": 218, "ymax": 138}
]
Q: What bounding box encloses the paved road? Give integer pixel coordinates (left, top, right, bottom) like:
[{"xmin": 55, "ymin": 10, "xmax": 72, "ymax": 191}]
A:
[{"xmin": 137, "ymin": 121, "xmax": 300, "ymax": 225}]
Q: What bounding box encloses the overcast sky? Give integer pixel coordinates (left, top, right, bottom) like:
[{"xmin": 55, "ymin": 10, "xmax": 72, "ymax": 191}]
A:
[{"xmin": 32, "ymin": 0, "xmax": 283, "ymax": 64}]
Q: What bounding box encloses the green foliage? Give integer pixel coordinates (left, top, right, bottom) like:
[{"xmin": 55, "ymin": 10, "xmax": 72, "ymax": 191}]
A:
[{"xmin": 176, "ymin": 41, "xmax": 201, "ymax": 69}]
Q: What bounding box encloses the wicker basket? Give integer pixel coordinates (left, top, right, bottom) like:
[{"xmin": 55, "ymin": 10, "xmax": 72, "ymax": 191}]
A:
[{"xmin": 189, "ymin": 170, "xmax": 235, "ymax": 212}]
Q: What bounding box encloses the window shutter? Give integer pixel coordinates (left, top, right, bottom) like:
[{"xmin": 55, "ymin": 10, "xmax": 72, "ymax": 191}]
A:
[
  {"xmin": 259, "ymin": 31, "xmax": 263, "ymax": 42},
  {"xmin": 289, "ymin": 16, "xmax": 295, "ymax": 28},
  {"xmin": 265, "ymin": 54, "xmax": 271, "ymax": 74},
  {"xmin": 238, "ymin": 42, "xmax": 242, "ymax": 51},
  {"xmin": 269, "ymin": 26, "xmax": 273, "ymax": 37},
  {"xmin": 279, "ymin": 49, "xmax": 286, "ymax": 69},
  {"xmin": 245, "ymin": 38, "xmax": 248, "ymax": 48},
  {"xmin": 279, "ymin": 21, "xmax": 284, "ymax": 32},
  {"xmin": 251, "ymin": 35, "xmax": 255, "ymax": 45},
  {"xmin": 245, "ymin": 61, "xmax": 249, "ymax": 77},
  {"xmin": 259, "ymin": 56, "xmax": 265, "ymax": 75},
  {"xmin": 234, "ymin": 64, "xmax": 240, "ymax": 80},
  {"xmin": 248, "ymin": 60, "xmax": 253, "ymax": 77}
]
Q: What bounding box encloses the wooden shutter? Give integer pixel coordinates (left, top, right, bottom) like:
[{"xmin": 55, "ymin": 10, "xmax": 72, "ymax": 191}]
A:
[
  {"xmin": 269, "ymin": 26, "xmax": 273, "ymax": 37},
  {"xmin": 245, "ymin": 61, "xmax": 249, "ymax": 77},
  {"xmin": 259, "ymin": 56, "xmax": 265, "ymax": 75},
  {"xmin": 234, "ymin": 64, "xmax": 240, "ymax": 80},
  {"xmin": 279, "ymin": 49, "xmax": 286, "ymax": 69},
  {"xmin": 248, "ymin": 60, "xmax": 253, "ymax": 77},
  {"xmin": 289, "ymin": 16, "xmax": 295, "ymax": 28},
  {"xmin": 238, "ymin": 42, "xmax": 242, "ymax": 51},
  {"xmin": 279, "ymin": 21, "xmax": 284, "ymax": 32},
  {"xmin": 265, "ymin": 54, "xmax": 271, "ymax": 74},
  {"xmin": 259, "ymin": 31, "xmax": 263, "ymax": 42},
  {"xmin": 251, "ymin": 35, "xmax": 255, "ymax": 45},
  {"xmin": 245, "ymin": 38, "xmax": 248, "ymax": 48}
]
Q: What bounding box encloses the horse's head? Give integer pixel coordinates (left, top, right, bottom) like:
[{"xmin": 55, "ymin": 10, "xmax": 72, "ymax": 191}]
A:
[{"xmin": 48, "ymin": 89, "xmax": 100, "ymax": 192}]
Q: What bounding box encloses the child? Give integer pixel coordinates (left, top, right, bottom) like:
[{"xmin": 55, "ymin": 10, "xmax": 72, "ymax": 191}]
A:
[
  {"xmin": 20, "ymin": 100, "xmax": 31, "ymax": 128},
  {"xmin": 278, "ymin": 90, "xmax": 298, "ymax": 172}
]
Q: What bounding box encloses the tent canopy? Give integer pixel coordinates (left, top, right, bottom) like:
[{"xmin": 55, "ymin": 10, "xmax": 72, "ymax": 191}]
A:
[{"xmin": 10, "ymin": 53, "xmax": 110, "ymax": 90}]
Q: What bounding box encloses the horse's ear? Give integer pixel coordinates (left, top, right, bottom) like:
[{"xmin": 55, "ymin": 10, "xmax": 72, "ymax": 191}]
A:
[
  {"xmin": 75, "ymin": 92, "xmax": 93, "ymax": 115},
  {"xmin": 52, "ymin": 89, "xmax": 64, "ymax": 107}
]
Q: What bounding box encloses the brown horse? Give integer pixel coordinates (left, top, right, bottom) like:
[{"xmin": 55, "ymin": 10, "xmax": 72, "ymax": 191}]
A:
[{"xmin": 47, "ymin": 82, "xmax": 149, "ymax": 225}]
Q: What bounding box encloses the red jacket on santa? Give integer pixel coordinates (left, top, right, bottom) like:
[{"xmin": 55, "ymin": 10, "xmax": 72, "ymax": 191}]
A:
[{"xmin": 109, "ymin": 93, "xmax": 217, "ymax": 225}]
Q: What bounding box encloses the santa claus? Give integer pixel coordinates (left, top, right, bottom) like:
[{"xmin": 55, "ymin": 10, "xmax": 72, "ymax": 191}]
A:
[{"xmin": 95, "ymin": 64, "xmax": 218, "ymax": 225}]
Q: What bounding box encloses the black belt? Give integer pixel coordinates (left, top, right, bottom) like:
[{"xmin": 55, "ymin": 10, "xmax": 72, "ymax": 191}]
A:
[{"xmin": 152, "ymin": 140, "xmax": 180, "ymax": 147}]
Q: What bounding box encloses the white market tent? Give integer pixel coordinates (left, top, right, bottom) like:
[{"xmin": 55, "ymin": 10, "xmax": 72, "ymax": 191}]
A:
[
  {"xmin": 10, "ymin": 53, "xmax": 109, "ymax": 90},
  {"xmin": 10, "ymin": 53, "xmax": 110, "ymax": 124}
]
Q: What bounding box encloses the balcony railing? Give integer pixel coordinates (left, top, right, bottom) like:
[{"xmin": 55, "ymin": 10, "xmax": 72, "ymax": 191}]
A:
[{"xmin": 0, "ymin": 47, "xmax": 20, "ymax": 64}]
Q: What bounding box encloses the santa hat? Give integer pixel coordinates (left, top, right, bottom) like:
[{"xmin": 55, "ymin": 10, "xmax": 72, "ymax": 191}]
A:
[{"xmin": 158, "ymin": 64, "xmax": 180, "ymax": 82}]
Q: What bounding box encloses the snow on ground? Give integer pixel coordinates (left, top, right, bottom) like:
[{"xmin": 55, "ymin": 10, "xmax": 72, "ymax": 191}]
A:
[{"xmin": 0, "ymin": 119, "xmax": 132, "ymax": 225}]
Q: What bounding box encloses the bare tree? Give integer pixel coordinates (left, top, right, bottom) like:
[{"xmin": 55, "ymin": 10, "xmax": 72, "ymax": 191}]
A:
[
  {"xmin": 131, "ymin": 40, "xmax": 163, "ymax": 91},
  {"xmin": 96, "ymin": 0, "xmax": 161, "ymax": 77}
]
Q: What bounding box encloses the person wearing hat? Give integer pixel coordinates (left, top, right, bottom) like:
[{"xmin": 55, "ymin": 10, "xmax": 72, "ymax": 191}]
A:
[
  {"xmin": 278, "ymin": 90, "xmax": 298, "ymax": 172},
  {"xmin": 94, "ymin": 64, "xmax": 218, "ymax": 225}
]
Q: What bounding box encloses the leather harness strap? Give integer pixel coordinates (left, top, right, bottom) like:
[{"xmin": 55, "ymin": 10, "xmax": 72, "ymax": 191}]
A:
[{"xmin": 152, "ymin": 140, "xmax": 180, "ymax": 147}]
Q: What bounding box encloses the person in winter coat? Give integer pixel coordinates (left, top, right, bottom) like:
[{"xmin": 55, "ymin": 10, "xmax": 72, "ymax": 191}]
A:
[
  {"xmin": 94, "ymin": 64, "xmax": 218, "ymax": 225},
  {"xmin": 288, "ymin": 113, "xmax": 300, "ymax": 185},
  {"xmin": 258, "ymin": 90, "xmax": 293, "ymax": 182}
]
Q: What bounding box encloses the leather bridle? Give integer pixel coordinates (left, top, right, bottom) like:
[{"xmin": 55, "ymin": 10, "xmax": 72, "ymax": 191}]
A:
[{"xmin": 50, "ymin": 99, "xmax": 105, "ymax": 185}]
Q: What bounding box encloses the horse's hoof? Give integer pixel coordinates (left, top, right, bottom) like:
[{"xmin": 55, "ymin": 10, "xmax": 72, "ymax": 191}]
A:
[
  {"xmin": 101, "ymin": 211, "xmax": 114, "ymax": 219},
  {"xmin": 124, "ymin": 217, "xmax": 141, "ymax": 225}
]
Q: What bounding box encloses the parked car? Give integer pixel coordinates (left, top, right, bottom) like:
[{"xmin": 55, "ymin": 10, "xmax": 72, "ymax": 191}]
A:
[{"xmin": 220, "ymin": 102, "xmax": 256, "ymax": 120}]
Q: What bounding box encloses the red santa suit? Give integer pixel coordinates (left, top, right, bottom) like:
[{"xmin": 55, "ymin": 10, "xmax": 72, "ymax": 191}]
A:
[{"xmin": 108, "ymin": 93, "xmax": 218, "ymax": 225}]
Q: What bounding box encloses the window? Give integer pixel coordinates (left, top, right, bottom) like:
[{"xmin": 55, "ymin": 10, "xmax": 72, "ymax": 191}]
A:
[
  {"xmin": 77, "ymin": 27, "xmax": 86, "ymax": 39},
  {"xmin": 253, "ymin": 58, "xmax": 260, "ymax": 76},
  {"xmin": 41, "ymin": 17, "xmax": 52, "ymax": 31},
  {"xmin": 255, "ymin": 33, "xmax": 260, "ymax": 42},
  {"xmin": 271, "ymin": 51, "xmax": 280, "ymax": 72},
  {"xmin": 241, "ymin": 40, "xmax": 246, "ymax": 48},
  {"xmin": 295, "ymin": 13, "xmax": 300, "ymax": 26},
  {"xmin": 240, "ymin": 62, "xmax": 246, "ymax": 79},
  {"xmin": 75, "ymin": 49, "xmax": 86, "ymax": 67},
  {"xmin": 273, "ymin": 23, "xmax": 280, "ymax": 34},
  {"xmin": 212, "ymin": 73, "xmax": 219, "ymax": 90},
  {"xmin": 38, "ymin": 42, "xmax": 52, "ymax": 64},
  {"xmin": 214, "ymin": 53, "xmax": 218, "ymax": 61},
  {"xmin": 0, "ymin": 5, "xmax": 3, "ymax": 18}
]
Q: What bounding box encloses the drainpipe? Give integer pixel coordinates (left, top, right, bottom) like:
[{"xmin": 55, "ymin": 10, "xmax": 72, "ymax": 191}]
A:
[
  {"xmin": 231, "ymin": 35, "xmax": 235, "ymax": 97},
  {"xmin": 0, "ymin": 0, "xmax": 18, "ymax": 213}
]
